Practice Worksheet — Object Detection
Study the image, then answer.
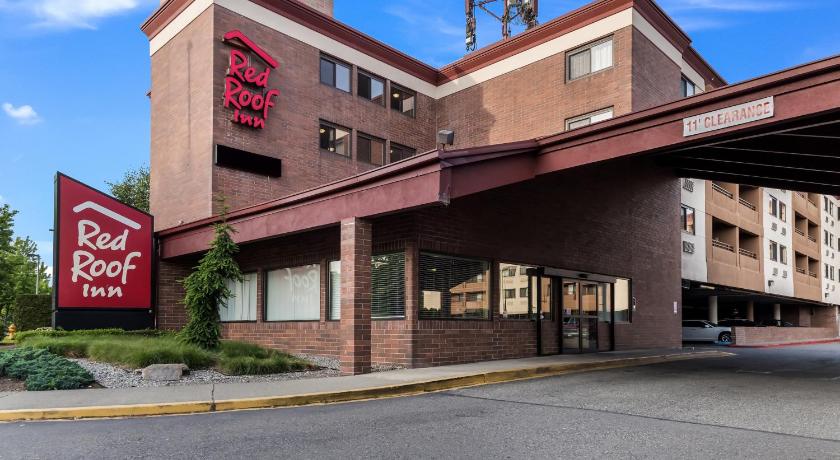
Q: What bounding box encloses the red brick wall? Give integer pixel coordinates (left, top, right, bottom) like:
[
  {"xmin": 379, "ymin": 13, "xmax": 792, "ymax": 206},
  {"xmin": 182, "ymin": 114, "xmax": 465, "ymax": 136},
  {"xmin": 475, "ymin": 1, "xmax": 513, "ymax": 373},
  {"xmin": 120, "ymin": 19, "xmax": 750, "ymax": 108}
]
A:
[
  {"xmin": 630, "ymin": 27, "xmax": 683, "ymax": 112},
  {"xmin": 210, "ymin": 7, "xmax": 438, "ymax": 215},
  {"xmin": 732, "ymin": 326, "xmax": 838, "ymax": 346},
  {"xmin": 436, "ymin": 27, "xmax": 633, "ymax": 150},
  {"xmin": 149, "ymin": 7, "xmax": 216, "ymax": 230},
  {"xmin": 156, "ymin": 157, "xmax": 682, "ymax": 366}
]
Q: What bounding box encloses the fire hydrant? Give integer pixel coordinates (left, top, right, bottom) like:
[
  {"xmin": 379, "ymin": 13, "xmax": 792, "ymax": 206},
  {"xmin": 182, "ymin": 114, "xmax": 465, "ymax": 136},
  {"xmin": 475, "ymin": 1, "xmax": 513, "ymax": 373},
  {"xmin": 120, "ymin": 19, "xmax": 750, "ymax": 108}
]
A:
[{"xmin": 7, "ymin": 324, "xmax": 16, "ymax": 341}]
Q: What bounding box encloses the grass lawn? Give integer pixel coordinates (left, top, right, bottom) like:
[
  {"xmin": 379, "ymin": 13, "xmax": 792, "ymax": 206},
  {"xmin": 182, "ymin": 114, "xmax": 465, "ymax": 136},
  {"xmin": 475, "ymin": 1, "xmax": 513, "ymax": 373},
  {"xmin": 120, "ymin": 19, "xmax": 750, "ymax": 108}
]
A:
[{"xmin": 16, "ymin": 330, "xmax": 312, "ymax": 376}]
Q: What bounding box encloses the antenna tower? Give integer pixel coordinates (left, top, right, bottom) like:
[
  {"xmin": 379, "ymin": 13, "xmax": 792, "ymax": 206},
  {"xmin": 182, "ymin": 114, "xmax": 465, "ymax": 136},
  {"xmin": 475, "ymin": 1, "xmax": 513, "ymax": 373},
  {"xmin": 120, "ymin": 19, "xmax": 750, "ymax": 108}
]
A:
[{"xmin": 465, "ymin": 0, "xmax": 538, "ymax": 51}]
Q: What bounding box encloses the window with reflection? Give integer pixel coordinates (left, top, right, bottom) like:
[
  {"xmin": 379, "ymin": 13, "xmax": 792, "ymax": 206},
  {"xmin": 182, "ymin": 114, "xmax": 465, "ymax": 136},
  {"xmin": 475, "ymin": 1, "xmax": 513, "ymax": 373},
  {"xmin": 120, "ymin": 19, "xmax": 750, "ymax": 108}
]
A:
[
  {"xmin": 389, "ymin": 143, "xmax": 416, "ymax": 163},
  {"xmin": 614, "ymin": 278, "xmax": 631, "ymax": 322},
  {"xmin": 357, "ymin": 133, "xmax": 386, "ymax": 166},
  {"xmin": 420, "ymin": 253, "xmax": 489, "ymax": 319},
  {"xmin": 358, "ymin": 70, "xmax": 385, "ymax": 105},
  {"xmin": 390, "ymin": 84, "xmax": 416, "ymax": 117},
  {"xmin": 320, "ymin": 55, "xmax": 351, "ymax": 92},
  {"xmin": 319, "ymin": 121, "xmax": 351, "ymax": 157}
]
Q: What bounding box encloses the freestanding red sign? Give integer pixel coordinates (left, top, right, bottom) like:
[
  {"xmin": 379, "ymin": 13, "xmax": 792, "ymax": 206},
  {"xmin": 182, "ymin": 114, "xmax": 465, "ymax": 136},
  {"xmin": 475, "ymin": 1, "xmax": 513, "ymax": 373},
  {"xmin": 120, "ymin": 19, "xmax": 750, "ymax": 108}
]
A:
[{"xmin": 54, "ymin": 173, "xmax": 154, "ymax": 329}]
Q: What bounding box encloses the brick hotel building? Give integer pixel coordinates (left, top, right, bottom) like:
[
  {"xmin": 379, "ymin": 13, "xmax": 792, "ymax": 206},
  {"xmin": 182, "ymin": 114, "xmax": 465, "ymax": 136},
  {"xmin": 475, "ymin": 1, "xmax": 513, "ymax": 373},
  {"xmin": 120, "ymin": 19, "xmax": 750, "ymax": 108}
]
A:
[{"xmin": 143, "ymin": 0, "xmax": 840, "ymax": 374}]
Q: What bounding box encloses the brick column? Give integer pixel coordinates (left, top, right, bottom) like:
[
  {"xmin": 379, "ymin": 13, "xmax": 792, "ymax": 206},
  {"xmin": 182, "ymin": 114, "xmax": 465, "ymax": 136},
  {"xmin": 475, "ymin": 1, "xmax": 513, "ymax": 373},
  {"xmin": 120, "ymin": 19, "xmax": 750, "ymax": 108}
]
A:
[{"xmin": 340, "ymin": 218, "xmax": 372, "ymax": 375}]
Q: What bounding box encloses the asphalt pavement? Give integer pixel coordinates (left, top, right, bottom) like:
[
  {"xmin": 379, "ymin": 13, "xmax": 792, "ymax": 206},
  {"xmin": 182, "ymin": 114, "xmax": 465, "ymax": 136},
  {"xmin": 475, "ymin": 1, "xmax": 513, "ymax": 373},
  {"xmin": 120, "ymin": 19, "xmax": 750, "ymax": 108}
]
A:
[{"xmin": 2, "ymin": 344, "xmax": 840, "ymax": 459}]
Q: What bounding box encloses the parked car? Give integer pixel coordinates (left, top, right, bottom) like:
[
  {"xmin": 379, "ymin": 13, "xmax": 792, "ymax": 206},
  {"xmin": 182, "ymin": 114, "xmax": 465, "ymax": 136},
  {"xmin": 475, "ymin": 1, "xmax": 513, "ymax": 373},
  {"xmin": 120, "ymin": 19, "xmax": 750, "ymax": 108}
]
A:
[
  {"xmin": 757, "ymin": 319, "xmax": 795, "ymax": 327},
  {"xmin": 718, "ymin": 318, "xmax": 757, "ymax": 327},
  {"xmin": 682, "ymin": 320, "xmax": 732, "ymax": 343}
]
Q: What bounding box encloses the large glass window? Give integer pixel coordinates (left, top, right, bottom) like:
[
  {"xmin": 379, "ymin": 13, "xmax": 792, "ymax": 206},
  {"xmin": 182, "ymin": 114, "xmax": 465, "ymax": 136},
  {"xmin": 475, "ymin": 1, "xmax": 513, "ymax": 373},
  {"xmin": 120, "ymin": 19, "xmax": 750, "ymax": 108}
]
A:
[
  {"xmin": 681, "ymin": 205, "xmax": 695, "ymax": 235},
  {"xmin": 219, "ymin": 273, "xmax": 258, "ymax": 322},
  {"xmin": 358, "ymin": 70, "xmax": 385, "ymax": 105},
  {"xmin": 266, "ymin": 265, "xmax": 321, "ymax": 321},
  {"xmin": 565, "ymin": 107, "xmax": 613, "ymax": 130},
  {"xmin": 357, "ymin": 133, "xmax": 386, "ymax": 166},
  {"xmin": 328, "ymin": 260, "xmax": 341, "ymax": 320},
  {"xmin": 390, "ymin": 143, "xmax": 416, "ymax": 163},
  {"xmin": 420, "ymin": 253, "xmax": 490, "ymax": 319},
  {"xmin": 769, "ymin": 241, "xmax": 779, "ymax": 262},
  {"xmin": 319, "ymin": 121, "xmax": 351, "ymax": 157},
  {"xmin": 390, "ymin": 84, "xmax": 416, "ymax": 117},
  {"xmin": 372, "ymin": 252, "xmax": 406, "ymax": 318},
  {"xmin": 320, "ymin": 56, "xmax": 351, "ymax": 92},
  {"xmin": 567, "ymin": 37, "xmax": 613, "ymax": 81}
]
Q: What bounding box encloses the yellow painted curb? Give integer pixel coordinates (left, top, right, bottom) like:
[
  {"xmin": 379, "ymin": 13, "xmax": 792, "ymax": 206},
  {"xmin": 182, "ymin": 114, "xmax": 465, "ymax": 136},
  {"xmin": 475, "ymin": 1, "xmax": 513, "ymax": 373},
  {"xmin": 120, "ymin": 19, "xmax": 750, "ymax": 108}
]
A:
[{"xmin": 0, "ymin": 351, "xmax": 730, "ymax": 422}]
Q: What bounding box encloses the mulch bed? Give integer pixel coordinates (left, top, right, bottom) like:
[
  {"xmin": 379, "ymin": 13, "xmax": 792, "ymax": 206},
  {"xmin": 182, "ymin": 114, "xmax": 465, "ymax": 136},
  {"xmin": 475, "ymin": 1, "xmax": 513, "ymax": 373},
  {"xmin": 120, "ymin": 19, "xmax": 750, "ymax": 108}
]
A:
[{"xmin": 0, "ymin": 377, "xmax": 26, "ymax": 392}]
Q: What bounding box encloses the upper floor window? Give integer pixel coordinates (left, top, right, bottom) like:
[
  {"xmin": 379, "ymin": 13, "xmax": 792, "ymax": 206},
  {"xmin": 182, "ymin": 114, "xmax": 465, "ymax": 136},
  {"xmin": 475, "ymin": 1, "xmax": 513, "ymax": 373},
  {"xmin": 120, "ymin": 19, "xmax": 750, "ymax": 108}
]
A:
[
  {"xmin": 320, "ymin": 55, "xmax": 351, "ymax": 93},
  {"xmin": 319, "ymin": 121, "xmax": 351, "ymax": 157},
  {"xmin": 780, "ymin": 202, "xmax": 787, "ymax": 222},
  {"xmin": 567, "ymin": 37, "xmax": 613, "ymax": 81},
  {"xmin": 390, "ymin": 143, "xmax": 416, "ymax": 162},
  {"xmin": 681, "ymin": 76, "xmax": 697, "ymax": 97},
  {"xmin": 390, "ymin": 84, "xmax": 416, "ymax": 117},
  {"xmin": 357, "ymin": 132, "xmax": 386, "ymax": 166},
  {"xmin": 358, "ymin": 70, "xmax": 385, "ymax": 105},
  {"xmin": 565, "ymin": 107, "xmax": 613, "ymax": 130},
  {"xmin": 768, "ymin": 195, "xmax": 779, "ymax": 217},
  {"xmin": 680, "ymin": 205, "xmax": 695, "ymax": 235}
]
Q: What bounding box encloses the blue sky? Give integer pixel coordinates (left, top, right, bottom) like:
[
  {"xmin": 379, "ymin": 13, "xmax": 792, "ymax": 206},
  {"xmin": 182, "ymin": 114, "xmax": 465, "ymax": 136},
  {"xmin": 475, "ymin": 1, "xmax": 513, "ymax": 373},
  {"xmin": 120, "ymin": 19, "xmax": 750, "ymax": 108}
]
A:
[{"xmin": 1, "ymin": 0, "xmax": 839, "ymax": 271}]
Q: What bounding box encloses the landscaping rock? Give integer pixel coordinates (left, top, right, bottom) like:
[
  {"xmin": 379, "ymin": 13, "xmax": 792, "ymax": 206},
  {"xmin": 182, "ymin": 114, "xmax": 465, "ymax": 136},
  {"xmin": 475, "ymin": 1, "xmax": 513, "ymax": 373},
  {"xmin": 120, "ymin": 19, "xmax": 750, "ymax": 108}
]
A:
[{"xmin": 141, "ymin": 364, "xmax": 186, "ymax": 381}]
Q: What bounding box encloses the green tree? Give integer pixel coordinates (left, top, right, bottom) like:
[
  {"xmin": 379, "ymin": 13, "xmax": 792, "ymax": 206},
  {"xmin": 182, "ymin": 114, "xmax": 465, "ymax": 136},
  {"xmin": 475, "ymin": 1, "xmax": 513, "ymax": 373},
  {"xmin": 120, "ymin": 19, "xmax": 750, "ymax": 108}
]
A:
[
  {"xmin": 107, "ymin": 165, "xmax": 150, "ymax": 212},
  {"xmin": 0, "ymin": 206, "xmax": 50, "ymax": 330},
  {"xmin": 178, "ymin": 216, "xmax": 242, "ymax": 350}
]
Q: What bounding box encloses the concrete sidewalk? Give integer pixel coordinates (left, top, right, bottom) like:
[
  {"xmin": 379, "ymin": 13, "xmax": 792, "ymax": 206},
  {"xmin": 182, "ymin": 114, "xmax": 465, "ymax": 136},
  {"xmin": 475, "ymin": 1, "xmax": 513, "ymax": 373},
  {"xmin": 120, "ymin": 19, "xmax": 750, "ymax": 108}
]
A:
[{"xmin": 0, "ymin": 348, "xmax": 730, "ymax": 421}]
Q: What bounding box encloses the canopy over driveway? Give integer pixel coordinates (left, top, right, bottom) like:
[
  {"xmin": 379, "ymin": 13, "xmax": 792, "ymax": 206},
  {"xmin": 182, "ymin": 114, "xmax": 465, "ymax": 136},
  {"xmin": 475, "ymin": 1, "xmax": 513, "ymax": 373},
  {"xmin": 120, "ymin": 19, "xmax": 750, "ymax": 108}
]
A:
[{"xmin": 537, "ymin": 55, "xmax": 840, "ymax": 195}]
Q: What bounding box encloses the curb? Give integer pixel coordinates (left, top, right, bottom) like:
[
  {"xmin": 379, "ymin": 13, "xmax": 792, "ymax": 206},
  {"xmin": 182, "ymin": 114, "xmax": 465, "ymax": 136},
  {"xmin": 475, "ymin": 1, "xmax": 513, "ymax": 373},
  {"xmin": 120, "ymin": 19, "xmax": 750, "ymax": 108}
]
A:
[
  {"xmin": 730, "ymin": 338, "xmax": 840, "ymax": 349},
  {"xmin": 0, "ymin": 351, "xmax": 730, "ymax": 422}
]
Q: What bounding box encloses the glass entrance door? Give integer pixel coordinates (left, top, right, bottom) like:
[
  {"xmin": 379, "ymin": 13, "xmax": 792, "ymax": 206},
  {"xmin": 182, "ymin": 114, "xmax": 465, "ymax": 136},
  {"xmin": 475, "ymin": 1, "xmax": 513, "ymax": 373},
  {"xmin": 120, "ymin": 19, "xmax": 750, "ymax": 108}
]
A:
[{"xmin": 561, "ymin": 280, "xmax": 600, "ymax": 353}]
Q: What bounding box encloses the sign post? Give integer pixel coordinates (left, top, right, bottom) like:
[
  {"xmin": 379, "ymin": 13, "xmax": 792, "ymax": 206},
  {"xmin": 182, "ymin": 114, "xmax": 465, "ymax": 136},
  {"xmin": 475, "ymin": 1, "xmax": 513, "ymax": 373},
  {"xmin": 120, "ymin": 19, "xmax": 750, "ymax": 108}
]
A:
[{"xmin": 53, "ymin": 173, "xmax": 155, "ymax": 330}]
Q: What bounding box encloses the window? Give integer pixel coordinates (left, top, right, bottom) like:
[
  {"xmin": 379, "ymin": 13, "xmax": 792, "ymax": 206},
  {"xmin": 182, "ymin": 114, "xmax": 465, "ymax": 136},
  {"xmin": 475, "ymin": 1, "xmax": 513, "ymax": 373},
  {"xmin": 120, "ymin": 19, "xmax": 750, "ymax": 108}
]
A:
[
  {"xmin": 780, "ymin": 202, "xmax": 787, "ymax": 222},
  {"xmin": 519, "ymin": 287, "xmax": 528, "ymax": 297},
  {"xmin": 825, "ymin": 197, "xmax": 830, "ymax": 212},
  {"xmin": 266, "ymin": 265, "xmax": 321, "ymax": 321},
  {"xmin": 780, "ymin": 245, "xmax": 788, "ymax": 265},
  {"xmin": 389, "ymin": 143, "xmax": 416, "ymax": 163},
  {"xmin": 825, "ymin": 230, "xmax": 830, "ymax": 246},
  {"xmin": 357, "ymin": 133, "xmax": 386, "ymax": 166},
  {"xmin": 219, "ymin": 273, "xmax": 258, "ymax": 322},
  {"xmin": 319, "ymin": 56, "xmax": 351, "ymax": 92},
  {"xmin": 390, "ymin": 84, "xmax": 416, "ymax": 117},
  {"xmin": 319, "ymin": 121, "xmax": 351, "ymax": 157},
  {"xmin": 328, "ymin": 260, "xmax": 341, "ymax": 320},
  {"xmin": 769, "ymin": 196, "xmax": 779, "ymax": 217},
  {"xmin": 681, "ymin": 76, "xmax": 697, "ymax": 97},
  {"xmin": 498, "ymin": 263, "xmax": 539, "ymax": 319},
  {"xmin": 680, "ymin": 205, "xmax": 695, "ymax": 235},
  {"xmin": 565, "ymin": 107, "xmax": 614, "ymax": 130},
  {"xmin": 358, "ymin": 70, "xmax": 385, "ymax": 105},
  {"xmin": 614, "ymin": 278, "xmax": 631, "ymax": 322},
  {"xmin": 825, "ymin": 263, "xmax": 830, "ymax": 280},
  {"xmin": 567, "ymin": 37, "xmax": 613, "ymax": 80},
  {"xmin": 372, "ymin": 252, "xmax": 406, "ymax": 318},
  {"xmin": 420, "ymin": 253, "xmax": 490, "ymax": 319},
  {"xmin": 769, "ymin": 241, "xmax": 779, "ymax": 262},
  {"xmin": 504, "ymin": 289, "xmax": 516, "ymax": 299}
]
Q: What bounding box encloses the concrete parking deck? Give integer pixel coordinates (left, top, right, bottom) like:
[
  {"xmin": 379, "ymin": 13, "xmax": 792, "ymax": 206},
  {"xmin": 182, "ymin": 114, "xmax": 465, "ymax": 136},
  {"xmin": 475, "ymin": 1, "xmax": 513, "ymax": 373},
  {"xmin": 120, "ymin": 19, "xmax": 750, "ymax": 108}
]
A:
[{"xmin": 0, "ymin": 348, "xmax": 729, "ymax": 421}]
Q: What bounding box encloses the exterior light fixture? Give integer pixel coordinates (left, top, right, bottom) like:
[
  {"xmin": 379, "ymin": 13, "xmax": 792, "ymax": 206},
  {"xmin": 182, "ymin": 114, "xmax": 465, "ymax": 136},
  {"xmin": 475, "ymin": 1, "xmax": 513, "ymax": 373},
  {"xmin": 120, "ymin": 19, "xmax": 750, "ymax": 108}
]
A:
[{"xmin": 319, "ymin": 128, "xmax": 325, "ymax": 133}]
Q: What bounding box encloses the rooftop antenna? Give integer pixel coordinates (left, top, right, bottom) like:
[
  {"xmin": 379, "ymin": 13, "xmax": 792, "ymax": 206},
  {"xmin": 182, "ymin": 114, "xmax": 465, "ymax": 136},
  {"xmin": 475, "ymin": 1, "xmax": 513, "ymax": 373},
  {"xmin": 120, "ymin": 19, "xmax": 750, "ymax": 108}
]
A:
[{"xmin": 466, "ymin": 0, "xmax": 538, "ymax": 51}]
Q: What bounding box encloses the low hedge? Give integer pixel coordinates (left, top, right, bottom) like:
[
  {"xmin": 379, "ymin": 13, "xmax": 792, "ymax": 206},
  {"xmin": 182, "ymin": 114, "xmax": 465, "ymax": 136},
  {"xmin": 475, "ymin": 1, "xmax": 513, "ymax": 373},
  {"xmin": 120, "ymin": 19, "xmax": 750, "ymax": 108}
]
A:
[
  {"xmin": 0, "ymin": 348, "xmax": 94, "ymax": 391},
  {"xmin": 14, "ymin": 327, "xmax": 165, "ymax": 344},
  {"xmin": 10, "ymin": 295, "xmax": 52, "ymax": 331}
]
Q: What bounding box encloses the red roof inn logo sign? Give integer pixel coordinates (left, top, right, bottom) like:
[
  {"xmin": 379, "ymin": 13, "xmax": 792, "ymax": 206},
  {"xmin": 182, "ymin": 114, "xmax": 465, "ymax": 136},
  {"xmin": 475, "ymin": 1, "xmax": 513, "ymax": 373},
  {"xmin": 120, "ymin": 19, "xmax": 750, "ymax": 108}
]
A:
[
  {"xmin": 55, "ymin": 174, "xmax": 153, "ymax": 310},
  {"xmin": 223, "ymin": 30, "xmax": 280, "ymax": 129}
]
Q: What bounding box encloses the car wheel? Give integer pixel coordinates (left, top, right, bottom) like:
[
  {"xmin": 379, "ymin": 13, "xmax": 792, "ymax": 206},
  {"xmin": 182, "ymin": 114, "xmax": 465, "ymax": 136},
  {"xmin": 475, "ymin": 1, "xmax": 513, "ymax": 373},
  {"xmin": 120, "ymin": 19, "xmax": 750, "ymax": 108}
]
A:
[{"xmin": 718, "ymin": 332, "xmax": 732, "ymax": 344}]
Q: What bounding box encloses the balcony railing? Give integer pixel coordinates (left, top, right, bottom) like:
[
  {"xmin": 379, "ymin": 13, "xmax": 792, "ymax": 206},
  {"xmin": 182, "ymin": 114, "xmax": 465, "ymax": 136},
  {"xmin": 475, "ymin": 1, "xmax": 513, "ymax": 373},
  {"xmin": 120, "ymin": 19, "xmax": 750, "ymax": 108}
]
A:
[
  {"xmin": 738, "ymin": 248, "xmax": 758, "ymax": 259},
  {"xmin": 796, "ymin": 267, "xmax": 807, "ymax": 275},
  {"xmin": 738, "ymin": 197, "xmax": 757, "ymax": 211},
  {"xmin": 796, "ymin": 192, "xmax": 806, "ymax": 198},
  {"xmin": 795, "ymin": 227, "xmax": 806, "ymax": 236},
  {"xmin": 712, "ymin": 239, "xmax": 735, "ymax": 252},
  {"xmin": 712, "ymin": 183, "xmax": 734, "ymax": 199},
  {"xmin": 808, "ymin": 234, "xmax": 818, "ymax": 243},
  {"xmin": 809, "ymin": 271, "xmax": 819, "ymax": 278}
]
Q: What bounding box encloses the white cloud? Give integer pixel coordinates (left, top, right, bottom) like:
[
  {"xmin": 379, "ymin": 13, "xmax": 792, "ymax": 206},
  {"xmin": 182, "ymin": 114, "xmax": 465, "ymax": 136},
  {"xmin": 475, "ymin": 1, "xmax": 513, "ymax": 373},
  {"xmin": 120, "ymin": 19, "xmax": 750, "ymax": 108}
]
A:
[
  {"xmin": 0, "ymin": 195, "xmax": 4, "ymax": 203},
  {"xmin": 0, "ymin": 0, "xmax": 153, "ymax": 29},
  {"xmin": 2, "ymin": 103, "xmax": 42, "ymax": 125}
]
